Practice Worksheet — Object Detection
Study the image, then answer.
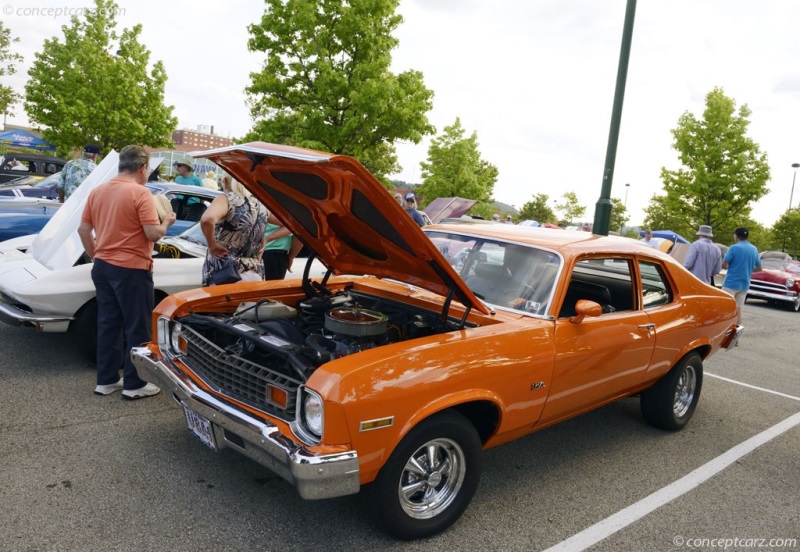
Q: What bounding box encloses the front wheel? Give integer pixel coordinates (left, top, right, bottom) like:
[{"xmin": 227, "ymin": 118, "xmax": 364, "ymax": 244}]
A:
[
  {"xmin": 641, "ymin": 353, "xmax": 703, "ymax": 431},
  {"xmin": 372, "ymin": 411, "xmax": 482, "ymax": 540}
]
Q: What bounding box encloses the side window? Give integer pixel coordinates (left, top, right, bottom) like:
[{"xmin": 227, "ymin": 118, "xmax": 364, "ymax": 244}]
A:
[
  {"xmin": 559, "ymin": 258, "xmax": 634, "ymax": 318},
  {"xmin": 638, "ymin": 261, "xmax": 673, "ymax": 309}
]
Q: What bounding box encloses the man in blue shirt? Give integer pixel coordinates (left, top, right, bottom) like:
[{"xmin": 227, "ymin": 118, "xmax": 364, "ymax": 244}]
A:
[{"xmin": 722, "ymin": 227, "xmax": 761, "ymax": 325}]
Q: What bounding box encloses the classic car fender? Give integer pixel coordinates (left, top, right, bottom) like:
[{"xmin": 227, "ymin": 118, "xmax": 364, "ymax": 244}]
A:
[{"xmin": 308, "ymin": 321, "xmax": 556, "ymax": 484}]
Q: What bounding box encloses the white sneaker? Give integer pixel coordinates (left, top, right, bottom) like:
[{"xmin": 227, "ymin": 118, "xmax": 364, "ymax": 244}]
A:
[
  {"xmin": 94, "ymin": 379, "xmax": 123, "ymax": 396},
  {"xmin": 122, "ymin": 382, "xmax": 161, "ymax": 400}
]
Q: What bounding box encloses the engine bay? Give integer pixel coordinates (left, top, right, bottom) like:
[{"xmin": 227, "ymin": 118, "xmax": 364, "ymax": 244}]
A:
[{"xmin": 176, "ymin": 288, "xmax": 468, "ymax": 384}]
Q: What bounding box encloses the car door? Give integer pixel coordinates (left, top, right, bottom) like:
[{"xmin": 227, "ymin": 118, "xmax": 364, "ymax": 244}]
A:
[{"xmin": 539, "ymin": 257, "xmax": 655, "ymax": 425}]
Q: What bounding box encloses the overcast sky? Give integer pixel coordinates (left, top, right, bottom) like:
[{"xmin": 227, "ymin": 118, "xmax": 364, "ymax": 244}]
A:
[{"xmin": 4, "ymin": 0, "xmax": 800, "ymax": 228}]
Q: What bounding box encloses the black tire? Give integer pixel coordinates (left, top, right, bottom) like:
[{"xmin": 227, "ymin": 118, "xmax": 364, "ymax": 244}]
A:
[
  {"xmin": 372, "ymin": 411, "xmax": 482, "ymax": 540},
  {"xmin": 641, "ymin": 353, "xmax": 703, "ymax": 431},
  {"xmin": 789, "ymin": 296, "xmax": 800, "ymax": 312},
  {"xmin": 70, "ymin": 300, "xmax": 97, "ymax": 363}
]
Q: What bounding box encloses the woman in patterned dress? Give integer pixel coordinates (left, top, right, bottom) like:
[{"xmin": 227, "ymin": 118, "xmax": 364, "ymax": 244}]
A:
[{"xmin": 200, "ymin": 176, "xmax": 270, "ymax": 285}]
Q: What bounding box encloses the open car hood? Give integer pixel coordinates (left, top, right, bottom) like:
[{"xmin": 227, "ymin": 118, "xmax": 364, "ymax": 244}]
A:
[{"xmin": 192, "ymin": 142, "xmax": 487, "ymax": 314}]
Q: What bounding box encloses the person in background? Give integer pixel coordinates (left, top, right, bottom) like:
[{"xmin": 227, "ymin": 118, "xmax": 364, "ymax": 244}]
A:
[
  {"xmin": 173, "ymin": 159, "xmax": 202, "ymax": 187},
  {"xmin": 77, "ymin": 145, "xmax": 176, "ymax": 400},
  {"xmin": 492, "ymin": 214, "xmax": 500, "ymax": 222},
  {"xmin": 57, "ymin": 143, "xmax": 100, "ymax": 202},
  {"xmin": 262, "ymin": 223, "xmax": 303, "ymax": 280},
  {"xmin": 394, "ymin": 192, "xmax": 403, "ymax": 205},
  {"xmin": 200, "ymin": 176, "xmax": 269, "ymax": 285},
  {"xmin": 202, "ymin": 170, "xmax": 219, "ymax": 190},
  {"xmin": 505, "ymin": 215, "xmax": 513, "ymax": 224},
  {"xmin": 722, "ymin": 227, "xmax": 761, "ymax": 326},
  {"xmin": 684, "ymin": 224, "xmax": 721, "ymax": 285},
  {"xmin": 640, "ymin": 229, "xmax": 659, "ymax": 248},
  {"xmin": 404, "ymin": 193, "xmax": 425, "ymax": 227}
]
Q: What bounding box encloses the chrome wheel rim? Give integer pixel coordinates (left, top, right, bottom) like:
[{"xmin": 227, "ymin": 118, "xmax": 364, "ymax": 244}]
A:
[
  {"xmin": 397, "ymin": 437, "xmax": 466, "ymax": 520},
  {"xmin": 673, "ymin": 364, "xmax": 697, "ymax": 418}
]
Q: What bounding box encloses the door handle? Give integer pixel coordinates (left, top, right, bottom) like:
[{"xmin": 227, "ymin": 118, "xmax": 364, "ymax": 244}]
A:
[{"xmin": 638, "ymin": 323, "xmax": 655, "ymax": 338}]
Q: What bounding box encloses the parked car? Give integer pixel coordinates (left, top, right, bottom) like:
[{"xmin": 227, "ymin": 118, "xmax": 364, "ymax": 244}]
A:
[
  {"xmin": 0, "ymin": 180, "xmax": 219, "ymax": 242},
  {"xmin": 130, "ymin": 142, "xmax": 742, "ymax": 540},
  {"xmin": 0, "ymin": 217, "xmax": 328, "ymax": 360},
  {"xmin": 747, "ymin": 258, "xmax": 800, "ymax": 311},
  {"xmin": 0, "ymin": 153, "xmax": 67, "ymax": 184},
  {"xmin": 0, "ymin": 171, "xmax": 61, "ymax": 200}
]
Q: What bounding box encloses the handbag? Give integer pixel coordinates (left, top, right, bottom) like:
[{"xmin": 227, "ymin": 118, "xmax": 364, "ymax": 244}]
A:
[{"xmin": 209, "ymin": 258, "xmax": 241, "ymax": 285}]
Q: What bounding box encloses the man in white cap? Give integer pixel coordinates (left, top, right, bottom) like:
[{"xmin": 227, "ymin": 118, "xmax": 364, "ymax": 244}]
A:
[{"xmin": 684, "ymin": 224, "xmax": 722, "ymax": 285}]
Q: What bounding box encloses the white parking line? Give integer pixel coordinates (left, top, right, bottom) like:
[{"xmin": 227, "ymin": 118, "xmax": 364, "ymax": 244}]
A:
[
  {"xmin": 705, "ymin": 372, "xmax": 800, "ymax": 402},
  {"xmin": 542, "ymin": 376, "xmax": 800, "ymax": 552}
]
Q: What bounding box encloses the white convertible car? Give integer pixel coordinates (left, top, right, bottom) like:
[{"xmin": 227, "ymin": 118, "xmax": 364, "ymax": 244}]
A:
[{"xmin": 0, "ymin": 152, "xmax": 328, "ymax": 360}]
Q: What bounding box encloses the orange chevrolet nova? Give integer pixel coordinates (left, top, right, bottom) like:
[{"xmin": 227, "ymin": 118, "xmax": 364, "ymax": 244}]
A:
[{"xmin": 131, "ymin": 143, "xmax": 741, "ymax": 539}]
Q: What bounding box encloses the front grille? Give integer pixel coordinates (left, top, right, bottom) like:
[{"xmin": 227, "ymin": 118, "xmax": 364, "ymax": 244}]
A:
[
  {"xmin": 749, "ymin": 280, "xmax": 790, "ymax": 296},
  {"xmin": 181, "ymin": 325, "xmax": 302, "ymax": 421}
]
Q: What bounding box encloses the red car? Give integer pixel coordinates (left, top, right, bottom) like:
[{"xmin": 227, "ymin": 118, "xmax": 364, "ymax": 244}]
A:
[{"xmin": 747, "ymin": 258, "xmax": 800, "ymax": 311}]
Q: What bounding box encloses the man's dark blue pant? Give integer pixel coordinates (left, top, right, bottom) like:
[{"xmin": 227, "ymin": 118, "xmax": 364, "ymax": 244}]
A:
[{"xmin": 91, "ymin": 258, "xmax": 154, "ymax": 390}]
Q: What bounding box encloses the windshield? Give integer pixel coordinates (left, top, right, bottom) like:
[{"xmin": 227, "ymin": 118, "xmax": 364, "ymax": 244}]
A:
[
  {"xmin": 175, "ymin": 221, "xmax": 207, "ymax": 245},
  {"xmin": 762, "ymin": 259, "xmax": 800, "ymax": 274},
  {"xmin": 32, "ymin": 172, "xmax": 61, "ymax": 189},
  {"xmin": 425, "ymin": 230, "xmax": 561, "ymax": 315}
]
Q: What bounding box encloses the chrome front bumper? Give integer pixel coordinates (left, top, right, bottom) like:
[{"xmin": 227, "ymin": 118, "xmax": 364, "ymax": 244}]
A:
[
  {"xmin": 747, "ymin": 288, "xmax": 798, "ymax": 304},
  {"xmin": 130, "ymin": 346, "xmax": 360, "ymax": 500},
  {"xmin": 0, "ymin": 298, "xmax": 72, "ymax": 330}
]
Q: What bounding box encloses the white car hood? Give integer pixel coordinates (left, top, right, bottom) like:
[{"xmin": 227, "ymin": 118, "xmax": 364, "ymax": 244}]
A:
[{"xmin": 29, "ymin": 153, "xmax": 162, "ymax": 272}]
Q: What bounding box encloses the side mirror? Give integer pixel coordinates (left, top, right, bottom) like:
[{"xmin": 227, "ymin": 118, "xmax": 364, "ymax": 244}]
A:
[{"xmin": 569, "ymin": 300, "xmax": 603, "ymax": 323}]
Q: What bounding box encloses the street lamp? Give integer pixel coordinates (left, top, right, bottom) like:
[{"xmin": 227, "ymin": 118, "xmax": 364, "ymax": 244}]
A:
[
  {"xmin": 620, "ymin": 183, "xmax": 630, "ymax": 234},
  {"xmin": 790, "ymin": 163, "xmax": 800, "ymax": 211}
]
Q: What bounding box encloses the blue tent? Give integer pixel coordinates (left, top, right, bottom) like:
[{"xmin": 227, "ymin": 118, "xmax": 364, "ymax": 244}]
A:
[
  {"xmin": 0, "ymin": 129, "xmax": 56, "ymax": 152},
  {"xmin": 638, "ymin": 229, "xmax": 690, "ymax": 244}
]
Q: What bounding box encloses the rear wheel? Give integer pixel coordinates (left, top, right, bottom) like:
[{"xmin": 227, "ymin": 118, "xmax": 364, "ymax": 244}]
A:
[
  {"xmin": 69, "ymin": 300, "xmax": 97, "ymax": 363},
  {"xmin": 641, "ymin": 353, "xmax": 703, "ymax": 431},
  {"xmin": 372, "ymin": 411, "xmax": 482, "ymax": 540}
]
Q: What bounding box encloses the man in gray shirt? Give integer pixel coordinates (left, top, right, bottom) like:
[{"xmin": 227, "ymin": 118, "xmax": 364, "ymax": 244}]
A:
[{"xmin": 684, "ymin": 225, "xmax": 721, "ymax": 285}]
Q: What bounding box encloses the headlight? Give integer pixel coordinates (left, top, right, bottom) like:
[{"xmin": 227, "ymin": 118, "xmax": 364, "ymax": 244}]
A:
[
  {"xmin": 302, "ymin": 389, "xmax": 324, "ymax": 437},
  {"xmin": 169, "ymin": 321, "xmax": 186, "ymax": 355},
  {"xmin": 157, "ymin": 318, "xmax": 185, "ymax": 357},
  {"xmin": 787, "ymin": 278, "xmax": 795, "ymax": 288}
]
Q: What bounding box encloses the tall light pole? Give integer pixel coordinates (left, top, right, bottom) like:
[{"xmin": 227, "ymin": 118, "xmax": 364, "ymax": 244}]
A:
[
  {"xmin": 790, "ymin": 163, "xmax": 800, "ymax": 211},
  {"xmin": 620, "ymin": 183, "xmax": 630, "ymax": 234}
]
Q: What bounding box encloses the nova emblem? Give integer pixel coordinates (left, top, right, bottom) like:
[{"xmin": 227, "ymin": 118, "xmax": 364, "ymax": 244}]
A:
[{"xmin": 531, "ymin": 382, "xmax": 545, "ymax": 391}]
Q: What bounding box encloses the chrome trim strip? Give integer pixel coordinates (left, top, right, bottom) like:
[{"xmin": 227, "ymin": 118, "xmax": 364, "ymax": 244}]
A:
[
  {"xmin": 746, "ymin": 289, "xmax": 798, "ymax": 302},
  {"xmin": 131, "ymin": 346, "xmax": 360, "ymax": 500},
  {"xmin": 0, "ymin": 299, "xmax": 73, "ymax": 326}
]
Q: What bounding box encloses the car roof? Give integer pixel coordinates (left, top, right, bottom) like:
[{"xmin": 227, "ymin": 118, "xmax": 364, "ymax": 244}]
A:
[{"xmin": 424, "ymin": 224, "xmax": 671, "ymax": 261}]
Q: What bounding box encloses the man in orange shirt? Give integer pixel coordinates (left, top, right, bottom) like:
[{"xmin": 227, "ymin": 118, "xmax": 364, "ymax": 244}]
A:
[{"xmin": 78, "ymin": 145, "xmax": 176, "ymax": 399}]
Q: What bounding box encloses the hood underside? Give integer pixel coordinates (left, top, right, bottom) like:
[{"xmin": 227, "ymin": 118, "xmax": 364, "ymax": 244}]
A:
[{"xmin": 192, "ymin": 142, "xmax": 487, "ymax": 314}]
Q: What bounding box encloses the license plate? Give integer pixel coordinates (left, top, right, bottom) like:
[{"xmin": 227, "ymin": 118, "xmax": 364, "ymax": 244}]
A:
[{"xmin": 182, "ymin": 403, "xmax": 217, "ymax": 451}]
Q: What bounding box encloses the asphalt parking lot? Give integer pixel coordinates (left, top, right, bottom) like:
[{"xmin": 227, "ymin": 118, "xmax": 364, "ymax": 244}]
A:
[{"xmin": 1, "ymin": 300, "xmax": 798, "ymax": 552}]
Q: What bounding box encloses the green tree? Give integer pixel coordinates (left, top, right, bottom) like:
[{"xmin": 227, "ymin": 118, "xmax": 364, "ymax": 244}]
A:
[
  {"xmin": 518, "ymin": 193, "xmax": 556, "ymax": 223},
  {"xmin": 609, "ymin": 197, "xmax": 629, "ymax": 233},
  {"xmin": 643, "ymin": 87, "xmax": 770, "ymax": 240},
  {"xmin": 555, "ymin": 191, "xmax": 586, "ymax": 225},
  {"xmin": 772, "ymin": 209, "xmax": 800, "ymax": 257},
  {"xmin": 418, "ymin": 118, "xmax": 498, "ymax": 206},
  {"xmin": 245, "ymin": 0, "xmax": 434, "ymax": 183},
  {"xmin": 24, "ymin": 0, "xmax": 176, "ymax": 156},
  {"xmin": 0, "ymin": 22, "xmax": 23, "ymax": 119}
]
